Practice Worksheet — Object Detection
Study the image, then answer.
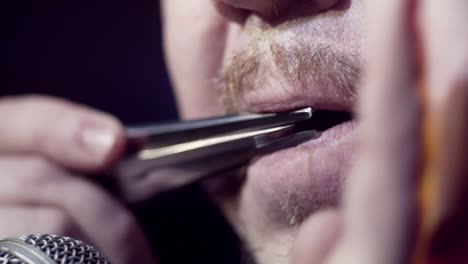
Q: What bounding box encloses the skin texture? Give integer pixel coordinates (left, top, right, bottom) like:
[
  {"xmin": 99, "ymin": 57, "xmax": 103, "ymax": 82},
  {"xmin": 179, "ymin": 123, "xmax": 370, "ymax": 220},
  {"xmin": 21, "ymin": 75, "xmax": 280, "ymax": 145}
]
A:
[{"xmin": 0, "ymin": 0, "xmax": 467, "ymax": 264}]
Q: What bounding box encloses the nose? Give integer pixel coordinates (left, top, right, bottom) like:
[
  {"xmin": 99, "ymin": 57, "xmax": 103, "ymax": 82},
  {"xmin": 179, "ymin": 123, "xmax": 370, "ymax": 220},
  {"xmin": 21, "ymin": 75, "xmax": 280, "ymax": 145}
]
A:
[{"xmin": 215, "ymin": 0, "xmax": 341, "ymax": 22}]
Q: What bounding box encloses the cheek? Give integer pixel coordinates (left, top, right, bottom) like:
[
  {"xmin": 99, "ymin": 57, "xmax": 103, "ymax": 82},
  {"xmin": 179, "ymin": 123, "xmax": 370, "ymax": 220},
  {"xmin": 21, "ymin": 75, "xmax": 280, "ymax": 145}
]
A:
[{"xmin": 163, "ymin": 0, "xmax": 230, "ymax": 119}]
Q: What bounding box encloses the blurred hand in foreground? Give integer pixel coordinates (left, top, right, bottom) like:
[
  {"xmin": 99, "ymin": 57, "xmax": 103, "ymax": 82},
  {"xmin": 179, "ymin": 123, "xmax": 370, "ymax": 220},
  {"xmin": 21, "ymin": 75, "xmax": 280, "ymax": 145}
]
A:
[
  {"xmin": 291, "ymin": 1, "xmax": 468, "ymax": 263},
  {"xmin": 0, "ymin": 95, "xmax": 156, "ymax": 264}
]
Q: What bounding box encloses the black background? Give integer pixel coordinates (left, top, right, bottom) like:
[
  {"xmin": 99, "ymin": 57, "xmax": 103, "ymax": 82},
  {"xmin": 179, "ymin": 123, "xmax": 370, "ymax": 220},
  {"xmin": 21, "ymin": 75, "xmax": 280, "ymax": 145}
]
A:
[{"xmin": 2, "ymin": 1, "xmax": 244, "ymax": 263}]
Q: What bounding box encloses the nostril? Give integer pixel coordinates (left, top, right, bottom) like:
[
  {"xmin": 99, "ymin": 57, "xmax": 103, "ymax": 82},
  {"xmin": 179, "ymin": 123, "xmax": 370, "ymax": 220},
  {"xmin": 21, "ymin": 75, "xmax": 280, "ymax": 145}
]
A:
[
  {"xmin": 215, "ymin": 0, "xmax": 349, "ymax": 26},
  {"xmin": 217, "ymin": 0, "xmax": 284, "ymax": 18},
  {"xmin": 214, "ymin": 2, "xmax": 249, "ymax": 24},
  {"xmin": 316, "ymin": 0, "xmax": 342, "ymax": 12}
]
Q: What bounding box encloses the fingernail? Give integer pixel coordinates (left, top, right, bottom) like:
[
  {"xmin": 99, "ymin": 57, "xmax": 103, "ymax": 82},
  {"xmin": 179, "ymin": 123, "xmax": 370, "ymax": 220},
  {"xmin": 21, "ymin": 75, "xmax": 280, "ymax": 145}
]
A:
[{"xmin": 81, "ymin": 127, "xmax": 116, "ymax": 160}]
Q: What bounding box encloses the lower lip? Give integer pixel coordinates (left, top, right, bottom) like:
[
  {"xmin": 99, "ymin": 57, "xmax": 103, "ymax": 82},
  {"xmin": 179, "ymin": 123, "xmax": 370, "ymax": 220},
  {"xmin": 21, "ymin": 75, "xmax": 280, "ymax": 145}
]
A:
[
  {"xmin": 254, "ymin": 119, "xmax": 357, "ymax": 165},
  {"xmin": 303, "ymin": 119, "xmax": 357, "ymax": 148}
]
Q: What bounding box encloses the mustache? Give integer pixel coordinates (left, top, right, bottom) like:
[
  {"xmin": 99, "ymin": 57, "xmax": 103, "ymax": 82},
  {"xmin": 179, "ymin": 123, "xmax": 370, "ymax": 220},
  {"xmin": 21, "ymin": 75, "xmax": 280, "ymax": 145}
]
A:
[{"xmin": 216, "ymin": 39, "xmax": 361, "ymax": 113}]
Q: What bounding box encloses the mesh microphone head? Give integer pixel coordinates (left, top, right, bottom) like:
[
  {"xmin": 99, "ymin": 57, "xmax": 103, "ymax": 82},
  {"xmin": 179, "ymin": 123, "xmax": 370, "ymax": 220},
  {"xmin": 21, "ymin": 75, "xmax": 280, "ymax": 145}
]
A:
[{"xmin": 0, "ymin": 234, "xmax": 110, "ymax": 264}]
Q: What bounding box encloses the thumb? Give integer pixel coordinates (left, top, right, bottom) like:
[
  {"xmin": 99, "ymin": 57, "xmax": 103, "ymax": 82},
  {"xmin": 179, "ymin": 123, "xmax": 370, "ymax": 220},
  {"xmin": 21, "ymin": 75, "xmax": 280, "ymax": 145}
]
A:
[
  {"xmin": 0, "ymin": 95, "xmax": 125, "ymax": 172},
  {"xmin": 290, "ymin": 210, "xmax": 342, "ymax": 264}
]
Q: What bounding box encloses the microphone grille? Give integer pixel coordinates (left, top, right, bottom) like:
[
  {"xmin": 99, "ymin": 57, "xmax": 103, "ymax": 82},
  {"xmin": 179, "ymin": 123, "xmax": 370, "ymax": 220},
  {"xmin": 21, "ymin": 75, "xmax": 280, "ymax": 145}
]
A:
[
  {"xmin": 0, "ymin": 234, "xmax": 110, "ymax": 264},
  {"xmin": 0, "ymin": 250, "xmax": 27, "ymax": 264}
]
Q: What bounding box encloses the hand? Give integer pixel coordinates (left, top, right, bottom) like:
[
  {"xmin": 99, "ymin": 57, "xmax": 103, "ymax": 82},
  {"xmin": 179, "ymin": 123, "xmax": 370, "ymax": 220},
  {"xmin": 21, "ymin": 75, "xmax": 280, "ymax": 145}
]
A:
[
  {"xmin": 0, "ymin": 95, "xmax": 156, "ymax": 264},
  {"xmin": 291, "ymin": 1, "xmax": 468, "ymax": 263}
]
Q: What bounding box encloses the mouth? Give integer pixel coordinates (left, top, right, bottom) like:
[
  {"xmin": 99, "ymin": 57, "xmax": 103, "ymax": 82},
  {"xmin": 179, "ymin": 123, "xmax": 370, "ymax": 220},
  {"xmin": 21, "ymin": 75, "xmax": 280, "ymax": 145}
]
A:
[
  {"xmin": 296, "ymin": 109, "xmax": 354, "ymax": 133},
  {"xmin": 294, "ymin": 109, "xmax": 355, "ymax": 148},
  {"xmin": 252, "ymin": 107, "xmax": 357, "ymax": 164}
]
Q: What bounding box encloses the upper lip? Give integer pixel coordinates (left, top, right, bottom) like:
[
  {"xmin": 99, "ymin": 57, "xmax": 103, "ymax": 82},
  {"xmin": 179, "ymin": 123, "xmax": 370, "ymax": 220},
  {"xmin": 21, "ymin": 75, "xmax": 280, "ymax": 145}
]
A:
[{"xmin": 236, "ymin": 82, "xmax": 357, "ymax": 114}]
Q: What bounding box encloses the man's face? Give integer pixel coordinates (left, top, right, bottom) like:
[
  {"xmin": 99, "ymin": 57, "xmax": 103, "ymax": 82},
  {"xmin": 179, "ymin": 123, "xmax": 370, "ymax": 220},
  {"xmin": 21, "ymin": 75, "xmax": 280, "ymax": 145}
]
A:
[{"xmin": 163, "ymin": 1, "xmax": 363, "ymax": 263}]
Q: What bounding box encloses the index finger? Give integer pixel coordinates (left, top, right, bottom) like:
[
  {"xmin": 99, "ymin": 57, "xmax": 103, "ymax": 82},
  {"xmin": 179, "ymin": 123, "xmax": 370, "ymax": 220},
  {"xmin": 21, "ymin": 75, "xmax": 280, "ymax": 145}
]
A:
[
  {"xmin": 329, "ymin": 1, "xmax": 421, "ymax": 263},
  {"xmin": 0, "ymin": 95, "xmax": 125, "ymax": 172}
]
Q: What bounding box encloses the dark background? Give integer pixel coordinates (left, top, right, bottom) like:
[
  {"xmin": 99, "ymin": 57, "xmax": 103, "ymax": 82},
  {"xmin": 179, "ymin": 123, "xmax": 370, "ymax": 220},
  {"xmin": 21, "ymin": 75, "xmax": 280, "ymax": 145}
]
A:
[{"xmin": 2, "ymin": 0, "xmax": 244, "ymax": 263}]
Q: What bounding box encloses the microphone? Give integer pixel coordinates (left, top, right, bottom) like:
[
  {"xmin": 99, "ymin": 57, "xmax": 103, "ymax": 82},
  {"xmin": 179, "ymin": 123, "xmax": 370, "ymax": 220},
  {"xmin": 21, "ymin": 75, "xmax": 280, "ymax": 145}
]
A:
[{"xmin": 0, "ymin": 234, "xmax": 110, "ymax": 264}]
